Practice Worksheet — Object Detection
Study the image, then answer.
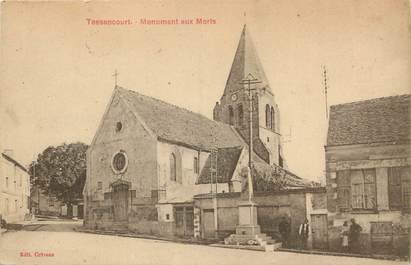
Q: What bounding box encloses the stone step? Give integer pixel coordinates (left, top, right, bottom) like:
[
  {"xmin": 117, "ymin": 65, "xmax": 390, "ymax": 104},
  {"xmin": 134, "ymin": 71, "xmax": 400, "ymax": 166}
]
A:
[{"xmin": 256, "ymin": 234, "xmax": 276, "ymax": 243}]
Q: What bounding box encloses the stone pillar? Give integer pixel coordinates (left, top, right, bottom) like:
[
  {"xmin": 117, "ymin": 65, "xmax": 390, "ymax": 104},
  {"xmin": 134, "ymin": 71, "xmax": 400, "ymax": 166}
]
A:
[
  {"xmin": 376, "ymin": 167, "xmax": 389, "ymax": 211},
  {"xmin": 235, "ymin": 200, "xmax": 260, "ymax": 235},
  {"xmin": 193, "ymin": 207, "xmax": 201, "ymax": 239}
]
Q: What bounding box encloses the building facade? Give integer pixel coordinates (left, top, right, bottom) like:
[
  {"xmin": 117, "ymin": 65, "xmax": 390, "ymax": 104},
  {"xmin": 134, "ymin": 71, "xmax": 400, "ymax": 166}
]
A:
[
  {"xmin": 30, "ymin": 186, "xmax": 64, "ymax": 216},
  {"xmin": 84, "ymin": 25, "xmax": 311, "ymax": 238},
  {"xmin": 325, "ymin": 95, "xmax": 410, "ymax": 256},
  {"xmin": 0, "ymin": 151, "xmax": 30, "ymax": 223}
]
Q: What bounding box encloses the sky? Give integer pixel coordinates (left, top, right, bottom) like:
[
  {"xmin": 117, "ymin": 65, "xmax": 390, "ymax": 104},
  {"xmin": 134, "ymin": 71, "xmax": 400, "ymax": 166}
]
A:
[{"xmin": 0, "ymin": 0, "xmax": 410, "ymax": 183}]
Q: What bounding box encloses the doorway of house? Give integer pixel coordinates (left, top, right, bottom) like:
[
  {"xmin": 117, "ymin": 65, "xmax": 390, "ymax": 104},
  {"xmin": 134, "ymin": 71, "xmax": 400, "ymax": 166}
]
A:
[
  {"xmin": 174, "ymin": 206, "xmax": 194, "ymax": 237},
  {"xmin": 311, "ymin": 214, "xmax": 328, "ymax": 249},
  {"xmin": 112, "ymin": 182, "xmax": 129, "ymax": 222},
  {"xmin": 202, "ymin": 209, "xmax": 215, "ymax": 239}
]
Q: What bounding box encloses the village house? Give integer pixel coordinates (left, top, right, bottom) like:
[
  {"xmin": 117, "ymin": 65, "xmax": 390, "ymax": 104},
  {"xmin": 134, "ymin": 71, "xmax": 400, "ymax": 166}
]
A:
[
  {"xmin": 325, "ymin": 94, "xmax": 410, "ymax": 256},
  {"xmin": 30, "ymin": 187, "xmax": 84, "ymax": 219},
  {"xmin": 0, "ymin": 150, "xmax": 30, "ymax": 223},
  {"xmin": 30, "ymin": 185, "xmax": 64, "ymax": 217},
  {"xmin": 83, "ymin": 25, "xmax": 324, "ymax": 243}
]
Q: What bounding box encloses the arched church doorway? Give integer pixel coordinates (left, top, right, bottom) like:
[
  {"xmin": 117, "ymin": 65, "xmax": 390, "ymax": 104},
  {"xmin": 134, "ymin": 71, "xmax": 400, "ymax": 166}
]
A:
[{"xmin": 111, "ymin": 180, "xmax": 130, "ymax": 222}]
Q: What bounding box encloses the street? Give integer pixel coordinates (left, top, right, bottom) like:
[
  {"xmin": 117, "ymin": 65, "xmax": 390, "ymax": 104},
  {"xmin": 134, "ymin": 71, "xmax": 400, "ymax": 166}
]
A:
[{"xmin": 0, "ymin": 220, "xmax": 407, "ymax": 265}]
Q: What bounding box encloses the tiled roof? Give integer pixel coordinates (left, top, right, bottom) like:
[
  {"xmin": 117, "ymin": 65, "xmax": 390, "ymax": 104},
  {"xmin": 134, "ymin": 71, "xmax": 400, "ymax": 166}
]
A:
[
  {"xmin": 327, "ymin": 94, "xmax": 411, "ymax": 146},
  {"xmin": 197, "ymin": 146, "xmax": 243, "ymax": 184},
  {"xmin": 117, "ymin": 86, "xmax": 245, "ymax": 150}
]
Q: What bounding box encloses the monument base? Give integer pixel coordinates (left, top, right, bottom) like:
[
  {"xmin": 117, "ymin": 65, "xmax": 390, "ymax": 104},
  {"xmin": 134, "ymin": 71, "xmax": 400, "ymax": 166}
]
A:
[
  {"xmin": 225, "ymin": 200, "xmax": 261, "ymax": 246},
  {"xmin": 236, "ymin": 224, "xmax": 261, "ymax": 236}
]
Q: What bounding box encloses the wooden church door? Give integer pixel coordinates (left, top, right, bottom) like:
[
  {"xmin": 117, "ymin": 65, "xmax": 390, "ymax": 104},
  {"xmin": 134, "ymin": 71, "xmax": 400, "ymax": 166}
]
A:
[{"xmin": 112, "ymin": 183, "xmax": 129, "ymax": 222}]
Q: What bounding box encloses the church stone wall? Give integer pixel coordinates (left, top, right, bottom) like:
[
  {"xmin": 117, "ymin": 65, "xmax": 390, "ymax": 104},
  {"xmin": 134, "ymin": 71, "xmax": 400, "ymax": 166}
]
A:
[
  {"xmin": 87, "ymin": 95, "xmax": 158, "ymax": 201},
  {"xmin": 257, "ymin": 91, "xmax": 281, "ymax": 165},
  {"xmin": 157, "ymin": 141, "xmax": 230, "ymax": 204},
  {"xmin": 213, "ymin": 89, "xmax": 282, "ymax": 166}
]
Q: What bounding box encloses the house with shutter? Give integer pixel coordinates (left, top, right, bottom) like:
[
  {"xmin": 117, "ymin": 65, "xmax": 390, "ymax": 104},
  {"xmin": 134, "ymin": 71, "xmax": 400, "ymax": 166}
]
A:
[{"xmin": 325, "ymin": 94, "xmax": 410, "ymax": 255}]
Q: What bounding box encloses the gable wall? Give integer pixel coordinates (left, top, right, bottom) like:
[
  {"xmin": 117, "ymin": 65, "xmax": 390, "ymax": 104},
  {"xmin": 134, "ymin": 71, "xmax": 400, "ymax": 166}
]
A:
[{"xmin": 87, "ymin": 95, "xmax": 158, "ymax": 200}]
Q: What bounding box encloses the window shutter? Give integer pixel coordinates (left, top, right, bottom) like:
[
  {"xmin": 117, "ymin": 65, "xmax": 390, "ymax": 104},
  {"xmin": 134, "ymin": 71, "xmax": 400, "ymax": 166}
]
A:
[
  {"xmin": 401, "ymin": 166, "xmax": 411, "ymax": 209},
  {"xmin": 388, "ymin": 167, "xmax": 402, "ymax": 209},
  {"xmin": 337, "ymin": 170, "xmax": 350, "ymax": 210},
  {"xmin": 363, "ymin": 169, "xmax": 376, "ymax": 209}
]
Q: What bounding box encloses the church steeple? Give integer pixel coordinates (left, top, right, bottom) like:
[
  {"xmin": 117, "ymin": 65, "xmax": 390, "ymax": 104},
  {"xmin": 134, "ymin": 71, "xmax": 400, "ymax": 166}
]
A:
[
  {"xmin": 214, "ymin": 24, "xmax": 283, "ymax": 167},
  {"xmin": 224, "ymin": 24, "xmax": 271, "ymax": 96}
]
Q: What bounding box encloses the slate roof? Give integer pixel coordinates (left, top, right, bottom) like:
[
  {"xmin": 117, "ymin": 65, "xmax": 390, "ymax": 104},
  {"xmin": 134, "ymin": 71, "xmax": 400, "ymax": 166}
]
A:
[
  {"xmin": 197, "ymin": 146, "xmax": 243, "ymax": 184},
  {"xmin": 117, "ymin": 86, "xmax": 245, "ymax": 150},
  {"xmin": 327, "ymin": 94, "xmax": 411, "ymax": 146},
  {"xmin": 224, "ymin": 25, "xmax": 272, "ymax": 96}
]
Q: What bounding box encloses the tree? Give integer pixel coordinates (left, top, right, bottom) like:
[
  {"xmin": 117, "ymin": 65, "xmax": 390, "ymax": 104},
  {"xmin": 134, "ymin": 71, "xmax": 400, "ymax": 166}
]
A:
[{"xmin": 29, "ymin": 142, "xmax": 88, "ymax": 204}]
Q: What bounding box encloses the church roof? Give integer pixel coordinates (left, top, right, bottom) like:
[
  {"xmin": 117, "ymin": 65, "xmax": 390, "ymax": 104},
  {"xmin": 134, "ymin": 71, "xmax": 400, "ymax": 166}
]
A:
[
  {"xmin": 224, "ymin": 25, "xmax": 272, "ymax": 96},
  {"xmin": 197, "ymin": 146, "xmax": 243, "ymax": 184},
  {"xmin": 196, "ymin": 145, "xmax": 312, "ymax": 187},
  {"xmin": 327, "ymin": 94, "xmax": 411, "ymax": 146},
  {"xmin": 114, "ymin": 86, "xmax": 313, "ymax": 188},
  {"xmin": 116, "ymin": 86, "xmax": 245, "ymax": 150}
]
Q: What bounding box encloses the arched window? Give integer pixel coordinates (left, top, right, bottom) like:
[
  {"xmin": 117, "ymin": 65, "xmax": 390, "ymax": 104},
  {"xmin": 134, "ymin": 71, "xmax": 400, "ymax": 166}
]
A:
[
  {"xmin": 170, "ymin": 153, "xmax": 177, "ymax": 181},
  {"xmin": 238, "ymin": 104, "xmax": 243, "ymax": 127},
  {"xmin": 265, "ymin": 104, "xmax": 271, "ymax": 128},
  {"xmin": 193, "ymin": 157, "xmax": 199, "ymax": 174},
  {"xmin": 271, "ymin": 107, "xmax": 275, "ymax": 131},
  {"xmin": 228, "ymin": 106, "xmax": 234, "ymax": 125}
]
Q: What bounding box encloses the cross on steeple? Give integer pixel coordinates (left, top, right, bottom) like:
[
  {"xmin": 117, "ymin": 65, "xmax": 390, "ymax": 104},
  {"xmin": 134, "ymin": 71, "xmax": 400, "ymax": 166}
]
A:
[{"xmin": 113, "ymin": 69, "xmax": 119, "ymax": 86}]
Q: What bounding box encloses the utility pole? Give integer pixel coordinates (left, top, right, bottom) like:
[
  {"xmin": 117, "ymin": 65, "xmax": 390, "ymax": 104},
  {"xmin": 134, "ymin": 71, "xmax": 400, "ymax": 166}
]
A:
[{"xmin": 239, "ymin": 73, "xmax": 261, "ymax": 202}]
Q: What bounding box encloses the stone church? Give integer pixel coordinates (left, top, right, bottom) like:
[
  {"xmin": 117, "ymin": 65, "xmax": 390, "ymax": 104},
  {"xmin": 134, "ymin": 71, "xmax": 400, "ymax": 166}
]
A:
[{"xmin": 83, "ymin": 25, "xmax": 312, "ymax": 237}]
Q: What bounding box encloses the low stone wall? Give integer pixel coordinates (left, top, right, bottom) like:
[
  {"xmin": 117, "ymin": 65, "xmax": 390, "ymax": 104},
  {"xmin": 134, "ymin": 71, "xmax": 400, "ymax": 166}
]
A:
[
  {"xmin": 129, "ymin": 220, "xmax": 159, "ymax": 235},
  {"xmin": 84, "ymin": 197, "xmax": 179, "ymax": 238}
]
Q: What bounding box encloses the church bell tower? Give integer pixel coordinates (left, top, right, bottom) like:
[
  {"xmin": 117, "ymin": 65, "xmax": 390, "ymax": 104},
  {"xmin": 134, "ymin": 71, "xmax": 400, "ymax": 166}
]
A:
[{"xmin": 213, "ymin": 25, "xmax": 283, "ymax": 167}]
